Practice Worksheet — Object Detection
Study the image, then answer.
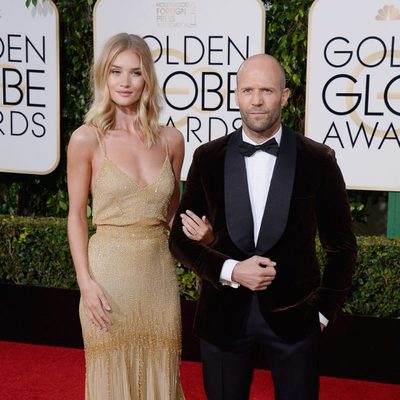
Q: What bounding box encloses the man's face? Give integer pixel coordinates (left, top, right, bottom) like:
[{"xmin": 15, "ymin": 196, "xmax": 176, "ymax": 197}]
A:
[{"xmin": 235, "ymin": 57, "xmax": 289, "ymax": 141}]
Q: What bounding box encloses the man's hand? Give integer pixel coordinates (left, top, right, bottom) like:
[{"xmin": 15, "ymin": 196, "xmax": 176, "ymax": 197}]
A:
[{"xmin": 232, "ymin": 256, "xmax": 277, "ymax": 291}]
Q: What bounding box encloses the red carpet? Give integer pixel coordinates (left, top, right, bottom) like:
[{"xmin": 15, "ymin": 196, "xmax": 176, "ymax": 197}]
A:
[{"xmin": 1, "ymin": 341, "xmax": 399, "ymax": 399}]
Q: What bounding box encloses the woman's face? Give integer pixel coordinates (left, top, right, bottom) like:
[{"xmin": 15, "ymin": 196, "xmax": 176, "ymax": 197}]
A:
[{"xmin": 107, "ymin": 49, "xmax": 145, "ymax": 110}]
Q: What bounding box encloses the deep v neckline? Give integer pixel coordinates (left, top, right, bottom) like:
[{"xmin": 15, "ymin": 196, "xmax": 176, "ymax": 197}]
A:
[{"xmin": 103, "ymin": 154, "xmax": 170, "ymax": 190}]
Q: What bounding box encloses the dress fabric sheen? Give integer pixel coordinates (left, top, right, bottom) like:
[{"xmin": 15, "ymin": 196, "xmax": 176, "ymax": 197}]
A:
[{"xmin": 79, "ymin": 133, "xmax": 185, "ymax": 399}]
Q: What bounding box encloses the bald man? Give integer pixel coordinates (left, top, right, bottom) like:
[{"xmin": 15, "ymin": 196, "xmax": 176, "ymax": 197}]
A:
[{"xmin": 170, "ymin": 54, "xmax": 356, "ymax": 400}]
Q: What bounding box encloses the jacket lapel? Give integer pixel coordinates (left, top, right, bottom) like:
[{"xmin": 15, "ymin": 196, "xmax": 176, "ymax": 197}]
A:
[
  {"xmin": 255, "ymin": 127, "xmax": 297, "ymax": 254},
  {"xmin": 224, "ymin": 129, "xmax": 255, "ymax": 255}
]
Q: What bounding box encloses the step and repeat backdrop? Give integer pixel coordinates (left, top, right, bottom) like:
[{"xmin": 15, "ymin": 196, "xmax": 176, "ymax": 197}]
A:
[
  {"xmin": 306, "ymin": 0, "xmax": 400, "ymax": 190},
  {"xmin": 93, "ymin": 0, "xmax": 265, "ymax": 178},
  {"xmin": 1, "ymin": 0, "xmax": 399, "ymax": 189},
  {"xmin": 0, "ymin": 0, "xmax": 59, "ymax": 174}
]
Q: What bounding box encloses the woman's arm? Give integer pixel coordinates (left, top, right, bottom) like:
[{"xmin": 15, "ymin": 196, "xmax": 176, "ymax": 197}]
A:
[
  {"xmin": 164, "ymin": 126, "xmax": 185, "ymax": 228},
  {"xmin": 164, "ymin": 128, "xmax": 215, "ymax": 244},
  {"xmin": 67, "ymin": 126, "xmax": 111, "ymax": 331}
]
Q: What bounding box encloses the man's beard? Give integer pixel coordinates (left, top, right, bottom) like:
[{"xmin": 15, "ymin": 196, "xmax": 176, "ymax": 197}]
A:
[{"xmin": 240, "ymin": 109, "xmax": 279, "ymax": 134}]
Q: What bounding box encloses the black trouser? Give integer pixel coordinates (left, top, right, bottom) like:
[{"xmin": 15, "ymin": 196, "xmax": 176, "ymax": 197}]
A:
[{"xmin": 200, "ymin": 295, "xmax": 320, "ymax": 400}]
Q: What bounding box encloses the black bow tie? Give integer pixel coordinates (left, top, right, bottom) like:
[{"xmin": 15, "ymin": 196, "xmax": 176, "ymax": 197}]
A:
[{"xmin": 238, "ymin": 138, "xmax": 279, "ymax": 157}]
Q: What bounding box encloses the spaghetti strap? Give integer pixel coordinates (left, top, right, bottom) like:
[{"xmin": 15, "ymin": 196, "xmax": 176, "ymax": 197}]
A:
[
  {"xmin": 164, "ymin": 132, "xmax": 170, "ymax": 160},
  {"xmin": 95, "ymin": 129, "xmax": 107, "ymax": 158}
]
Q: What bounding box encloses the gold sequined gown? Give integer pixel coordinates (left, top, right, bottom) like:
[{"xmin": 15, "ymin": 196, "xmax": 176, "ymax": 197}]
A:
[{"xmin": 79, "ymin": 134, "xmax": 185, "ymax": 399}]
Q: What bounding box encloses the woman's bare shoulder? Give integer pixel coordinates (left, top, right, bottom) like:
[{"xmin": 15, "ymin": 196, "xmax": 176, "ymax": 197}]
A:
[
  {"xmin": 69, "ymin": 125, "xmax": 99, "ymax": 151},
  {"xmin": 69, "ymin": 124, "xmax": 98, "ymax": 144},
  {"xmin": 160, "ymin": 126, "xmax": 184, "ymax": 164},
  {"xmin": 161, "ymin": 125, "xmax": 184, "ymax": 147},
  {"xmin": 68, "ymin": 125, "xmax": 99, "ymax": 159}
]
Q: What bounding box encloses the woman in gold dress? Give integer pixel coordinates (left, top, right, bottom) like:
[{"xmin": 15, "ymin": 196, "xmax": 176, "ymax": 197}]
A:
[{"xmin": 67, "ymin": 33, "xmax": 186, "ymax": 399}]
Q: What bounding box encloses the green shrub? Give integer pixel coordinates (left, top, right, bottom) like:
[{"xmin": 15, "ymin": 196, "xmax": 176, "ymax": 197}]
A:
[
  {"xmin": 1, "ymin": 216, "xmax": 399, "ymax": 318},
  {"xmin": 343, "ymin": 236, "xmax": 400, "ymax": 318},
  {"xmin": 0, "ymin": 215, "xmax": 77, "ymax": 288}
]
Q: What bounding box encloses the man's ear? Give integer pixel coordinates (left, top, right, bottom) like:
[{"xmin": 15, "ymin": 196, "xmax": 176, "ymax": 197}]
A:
[
  {"xmin": 234, "ymin": 88, "xmax": 239, "ymax": 107},
  {"xmin": 281, "ymin": 87, "xmax": 290, "ymax": 107}
]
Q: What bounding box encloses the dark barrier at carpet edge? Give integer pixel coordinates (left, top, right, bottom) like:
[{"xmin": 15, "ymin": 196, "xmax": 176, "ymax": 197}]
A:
[{"xmin": 1, "ymin": 283, "xmax": 399, "ymax": 384}]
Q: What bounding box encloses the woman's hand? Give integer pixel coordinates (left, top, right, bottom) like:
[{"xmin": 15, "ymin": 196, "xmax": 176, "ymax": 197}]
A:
[
  {"xmin": 181, "ymin": 210, "xmax": 215, "ymax": 245},
  {"xmin": 79, "ymin": 278, "xmax": 112, "ymax": 331}
]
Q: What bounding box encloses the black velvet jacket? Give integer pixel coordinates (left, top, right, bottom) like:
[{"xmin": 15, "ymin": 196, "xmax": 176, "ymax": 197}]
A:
[{"xmin": 169, "ymin": 126, "xmax": 357, "ymax": 346}]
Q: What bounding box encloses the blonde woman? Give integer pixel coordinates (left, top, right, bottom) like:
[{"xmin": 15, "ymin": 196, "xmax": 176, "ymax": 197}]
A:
[{"xmin": 67, "ymin": 33, "xmax": 185, "ymax": 399}]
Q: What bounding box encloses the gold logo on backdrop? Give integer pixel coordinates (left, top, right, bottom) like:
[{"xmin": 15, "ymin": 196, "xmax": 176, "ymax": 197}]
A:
[
  {"xmin": 151, "ymin": 48, "xmax": 186, "ymax": 63},
  {"xmin": 345, "ymin": 51, "xmax": 400, "ymax": 137},
  {"xmin": 0, "ymin": 64, "xmax": 27, "ymax": 109},
  {"xmin": 376, "ymin": 5, "xmax": 400, "ymax": 20}
]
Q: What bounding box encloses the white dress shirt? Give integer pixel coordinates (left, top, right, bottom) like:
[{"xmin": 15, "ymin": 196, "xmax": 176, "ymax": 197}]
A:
[{"xmin": 219, "ymin": 126, "xmax": 328, "ymax": 326}]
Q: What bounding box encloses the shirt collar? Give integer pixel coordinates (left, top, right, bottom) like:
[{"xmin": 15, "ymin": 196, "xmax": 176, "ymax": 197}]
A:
[{"xmin": 242, "ymin": 125, "xmax": 282, "ymax": 146}]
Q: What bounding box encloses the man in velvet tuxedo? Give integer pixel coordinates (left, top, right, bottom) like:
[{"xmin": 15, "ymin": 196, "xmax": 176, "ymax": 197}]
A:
[{"xmin": 169, "ymin": 54, "xmax": 357, "ymax": 400}]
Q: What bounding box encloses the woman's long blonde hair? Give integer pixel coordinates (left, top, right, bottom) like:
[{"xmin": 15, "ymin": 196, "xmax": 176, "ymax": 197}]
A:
[{"xmin": 85, "ymin": 33, "xmax": 161, "ymax": 147}]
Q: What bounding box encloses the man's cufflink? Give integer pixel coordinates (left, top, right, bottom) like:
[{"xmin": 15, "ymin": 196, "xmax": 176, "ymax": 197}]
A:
[
  {"xmin": 228, "ymin": 281, "xmax": 240, "ymax": 289},
  {"xmin": 221, "ymin": 279, "xmax": 240, "ymax": 289}
]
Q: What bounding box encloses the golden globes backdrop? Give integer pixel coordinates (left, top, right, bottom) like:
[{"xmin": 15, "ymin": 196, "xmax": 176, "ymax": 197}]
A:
[
  {"xmin": 0, "ymin": 0, "xmax": 60, "ymax": 174},
  {"xmin": 306, "ymin": 0, "xmax": 400, "ymax": 191},
  {"xmin": 94, "ymin": 0, "xmax": 265, "ymax": 178}
]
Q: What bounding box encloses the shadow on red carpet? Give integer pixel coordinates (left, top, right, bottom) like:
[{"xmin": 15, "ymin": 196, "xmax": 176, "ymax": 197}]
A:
[{"xmin": 1, "ymin": 341, "xmax": 399, "ymax": 399}]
